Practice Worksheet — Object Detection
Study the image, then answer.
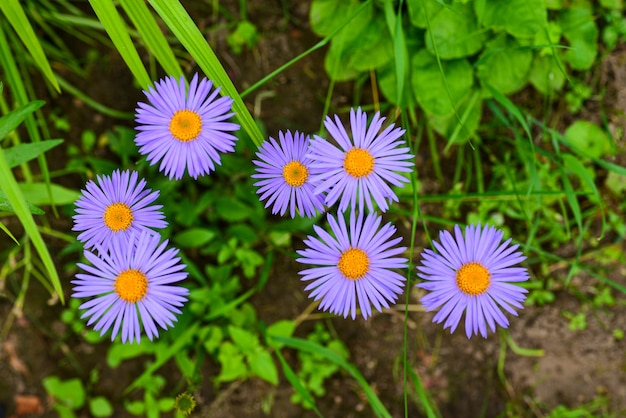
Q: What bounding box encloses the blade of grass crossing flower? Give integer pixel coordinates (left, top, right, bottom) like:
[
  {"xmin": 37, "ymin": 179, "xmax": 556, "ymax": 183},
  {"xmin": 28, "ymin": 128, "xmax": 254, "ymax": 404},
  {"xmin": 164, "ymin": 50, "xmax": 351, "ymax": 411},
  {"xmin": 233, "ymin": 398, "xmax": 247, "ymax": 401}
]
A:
[
  {"xmin": 88, "ymin": 0, "xmax": 152, "ymax": 89},
  {"xmin": 0, "ymin": 151, "xmax": 63, "ymax": 302},
  {"xmin": 118, "ymin": 0, "xmax": 183, "ymax": 79},
  {"xmin": 273, "ymin": 348, "xmax": 323, "ymax": 417},
  {"xmin": 147, "ymin": 0, "xmax": 264, "ymax": 147},
  {"xmin": 0, "ymin": 0, "xmax": 60, "ymax": 92},
  {"xmin": 271, "ymin": 335, "xmax": 392, "ymax": 418}
]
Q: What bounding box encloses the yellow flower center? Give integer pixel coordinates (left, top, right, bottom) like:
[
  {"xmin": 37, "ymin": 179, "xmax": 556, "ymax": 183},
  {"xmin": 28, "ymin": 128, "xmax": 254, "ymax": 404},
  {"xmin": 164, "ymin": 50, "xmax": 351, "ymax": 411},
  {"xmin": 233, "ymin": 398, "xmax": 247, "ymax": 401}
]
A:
[
  {"xmin": 282, "ymin": 160, "xmax": 309, "ymax": 187},
  {"xmin": 103, "ymin": 202, "xmax": 134, "ymax": 232},
  {"xmin": 343, "ymin": 147, "xmax": 374, "ymax": 178},
  {"xmin": 338, "ymin": 247, "xmax": 370, "ymax": 280},
  {"xmin": 456, "ymin": 262, "xmax": 491, "ymax": 296},
  {"xmin": 169, "ymin": 109, "xmax": 202, "ymax": 142},
  {"xmin": 114, "ymin": 269, "xmax": 148, "ymax": 303}
]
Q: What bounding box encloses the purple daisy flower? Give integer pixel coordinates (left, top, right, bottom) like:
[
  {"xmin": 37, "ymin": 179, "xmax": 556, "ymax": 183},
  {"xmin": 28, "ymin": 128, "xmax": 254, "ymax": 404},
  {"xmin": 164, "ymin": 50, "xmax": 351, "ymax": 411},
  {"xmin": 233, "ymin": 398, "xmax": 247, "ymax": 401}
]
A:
[
  {"xmin": 252, "ymin": 130, "xmax": 325, "ymax": 218},
  {"xmin": 296, "ymin": 211, "xmax": 408, "ymax": 319},
  {"xmin": 308, "ymin": 107, "xmax": 414, "ymax": 213},
  {"xmin": 416, "ymin": 223, "xmax": 529, "ymax": 339},
  {"xmin": 72, "ymin": 230, "xmax": 189, "ymax": 344},
  {"xmin": 73, "ymin": 169, "xmax": 167, "ymax": 250},
  {"xmin": 135, "ymin": 73, "xmax": 240, "ymax": 180}
]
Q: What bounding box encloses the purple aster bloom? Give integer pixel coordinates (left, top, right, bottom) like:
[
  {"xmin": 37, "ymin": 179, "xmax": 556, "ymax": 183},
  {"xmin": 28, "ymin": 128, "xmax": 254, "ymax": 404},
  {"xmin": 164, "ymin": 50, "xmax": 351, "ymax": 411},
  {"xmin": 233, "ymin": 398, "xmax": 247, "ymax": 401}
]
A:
[
  {"xmin": 73, "ymin": 169, "xmax": 167, "ymax": 250},
  {"xmin": 252, "ymin": 130, "xmax": 325, "ymax": 218},
  {"xmin": 135, "ymin": 73, "xmax": 240, "ymax": 180},
  {"xmin": 72, "ymin": 230, "xmax": 189, "ymax": 344},
  {"xmin": 297, "ymin": 211, "xmax": 408, "ymax": 319},
  {"xmin": 416, "ymin": 223, "xmax": 529, "ymax": 339},
  {"xmin": 308, "ymin": 107, "xmax": 414, "ymax": 213}
]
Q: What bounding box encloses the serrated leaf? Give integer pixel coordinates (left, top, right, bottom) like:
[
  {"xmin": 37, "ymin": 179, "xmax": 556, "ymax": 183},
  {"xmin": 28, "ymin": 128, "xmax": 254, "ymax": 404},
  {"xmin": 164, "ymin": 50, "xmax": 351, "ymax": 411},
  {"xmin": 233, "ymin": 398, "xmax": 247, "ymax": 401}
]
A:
[
  {"xmin": 476, "ymin": 35, "xmax": 532, "ymax": 95},
  {"xmin": 425, "ymin": 2, "xmax": 484, "ymax": 59},
  {"xmin": 411, "ymin": 50, "xmax": 473, "ymax": 116},
  {"xmin": 475, "ymin": 0, "xmax": 547, "ymax": 39}
]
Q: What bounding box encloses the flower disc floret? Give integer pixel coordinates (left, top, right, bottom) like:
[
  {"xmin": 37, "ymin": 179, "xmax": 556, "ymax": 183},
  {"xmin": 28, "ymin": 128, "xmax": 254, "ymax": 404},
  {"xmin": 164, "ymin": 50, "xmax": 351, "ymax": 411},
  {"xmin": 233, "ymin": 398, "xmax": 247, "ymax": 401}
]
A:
[
  {"xmin": 73, "ymin": 169, "xmax": 167, "ymax": 250},
  {"xmin": 308, "ymin": 107, "xmax": 414, "ymax": 213},
  {"xmin": 297, "ymin": 211, "xmax": 408, "ymax": 319},
  {"xmin": 416, "ymin": 223, "xmax": 529, "ymax": 339},
  {"xmin": 72, "ymin": 231, "xmax": 189, "ymax": 344},
  {"xmin": 135, "ymin": 73, "xmax": 240, "ymax": 180}
]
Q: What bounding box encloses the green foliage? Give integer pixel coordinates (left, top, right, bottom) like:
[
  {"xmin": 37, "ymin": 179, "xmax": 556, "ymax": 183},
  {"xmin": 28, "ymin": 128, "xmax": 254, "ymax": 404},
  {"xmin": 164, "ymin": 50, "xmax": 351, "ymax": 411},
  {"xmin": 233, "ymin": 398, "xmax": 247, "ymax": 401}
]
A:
[
  {"xmin": 289, "ymin": 323, "xmax": 349, "ymax": 409},
  {"xmin": 227, "ymin": 21, "xmax": 259, "ymax": 54}
]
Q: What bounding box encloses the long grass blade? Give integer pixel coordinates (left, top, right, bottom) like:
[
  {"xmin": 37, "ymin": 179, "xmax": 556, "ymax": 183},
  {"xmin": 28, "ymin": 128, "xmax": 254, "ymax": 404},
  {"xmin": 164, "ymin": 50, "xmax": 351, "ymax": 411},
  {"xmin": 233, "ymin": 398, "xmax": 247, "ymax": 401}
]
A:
[
  {"xmin": 118, "ymin": 0, "xmax": 183, "ymax": 78},
  {"xmin": 0, "ymin": 0, "xmax": 60, "ymax": 91},
  {"xmin": 271, "ymin": 335, "xmax": 392, "ymax": 418},
  {"xmin": 0, "ymin": 102, "xmax": 63, "ymax": 302},
  {"xmin": 147, "ymin": 0, "xmax": 264, "ymax": 147},
  {"xmin": 88, "ymin": 0, "xmax": 151, "ymax": 89}
]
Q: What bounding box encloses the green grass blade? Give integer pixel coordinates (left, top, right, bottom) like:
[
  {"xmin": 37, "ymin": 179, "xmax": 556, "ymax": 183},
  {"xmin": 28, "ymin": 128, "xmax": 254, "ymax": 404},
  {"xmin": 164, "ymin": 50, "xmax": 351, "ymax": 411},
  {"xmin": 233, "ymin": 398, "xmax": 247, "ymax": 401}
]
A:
[
  {"xmin": 148, "ymin": 0, "xmax": 264, "ymax": 147},
  {"xmin": 273, "ymin": 348, "xmax": 323, "ymax": 417},
  {"xmin": 0, "ymin": 101, "xmax": 44, "ymax": 140},
  {"xmin": 88, "ymin": 0, "xmax": 151, "ymax": 89},
  {"xmin": 118, "ymin": 0, "xmax": 183, "ymax": 78},
  {"xmin": 271, "ymin": 335, "xmax": 392, "ymax": 418},
  {"xmin": 0, "ymin": 150, "xmax": 63, "ymax": 303},
  {"xmin": 4, "ymin": 139, "xmax": 63, "ymax": 168},
  {"xmin": 0, "ymin": 0, "xmax": 60, "ymax": 92}
]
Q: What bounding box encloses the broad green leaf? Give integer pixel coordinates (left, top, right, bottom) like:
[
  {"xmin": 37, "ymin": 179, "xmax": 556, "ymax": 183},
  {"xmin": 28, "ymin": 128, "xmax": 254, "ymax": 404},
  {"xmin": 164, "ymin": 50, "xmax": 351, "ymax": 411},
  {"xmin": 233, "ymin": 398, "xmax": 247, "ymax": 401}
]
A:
[
  {"xmin": 0, "ymin": 0, "xmax": 60, "ymax": 91},
  {"xmin": 4, "ymin": 139, "xmax": 63, "ymax": 168},
  {"xmin": 411, "ymin": 50, "xmax": 473, "ymax": 116},
  {"xmin": 43, "ymin": 377, "xmax": 86, "ymax": 409},
  {"xmin": 529, "ymin": 54, "xmax": 566, "ymax": 94},
  {"xmin": 406, "ymin": 0, "xmax": 444, "ymax": 29},
  {"xmin": 0, "ymin": 100, "xmax": 44, "ymax": 140},
  {"xmin": 559, "ymin": 7, "xmax": 598, "ymax": 70},
  {"xmin": 173, "ymin": 228, "xmax": 216, "ymax": 248},
  {"xmin": 562, "ymin": 153, "xmax": 599, "ymax": 202},
  {"xmin": 348, "ymin": 17, "xmax": 394, "ymax": 71},
  {"xmin": 429, "ymin": 90, "xmax": 482, "ymax": 143},
  {"xmin": 310, "ymin": 0, "xmax": 370, "ymax": 38},
  {"xmin": 324, "ymin": 42, "xmax": 360, "ymax": 81},
  {"xmin": 564, "ymin": 120, "xmax": 612, "ymax": 159},
  {"xmin": 89, "ymin": 397, "xmax": 113, "ymax": 418},
  {"xmin": 248, "ymin": 350, "xmax": 278, "ymax": 385},
  {"xmin": 475, "ymin": 0, "xmax": 547, "ymax": 39},
  {"xmin": 118, "ymin": 0, "xmax": 183, "ymax": 78},
  {"xmin": 0, "ymin": 190, "xmax": 44, "ymax": 214},
  {"xmin": 605, "ymin": 171, "xmax": 626, "ymax": 195},
  {"xmin": 227, "ymin": 21, "xmax": 259, "ymax": 54},
  {"xmin": 216, "ymin": 341, "xmax": 248, "ymax": 383},
  {"xmin": 215, "ymin": 196, "xmax": 253, "ymax": 222},
  {"xmin": 19, "ymin": 182, "xmax": 79, "ymax": 206},
  {"xmin": 228, "ymin": 325, "xmax": 259, "ymax": 355},
  {"xmin": 476, "ymin": 35, "xmax": 532, "ymax": 95},
  {"xmin": 266, "ymin": 320, "xmax": 296, "ymax": 346},
  {"xmin": 425, "ymin": 2, "xmax": 484, "ymax": 59},
  {"xmin": 377, "ymin": 26, "xmax": 422, "ymax": 106}
]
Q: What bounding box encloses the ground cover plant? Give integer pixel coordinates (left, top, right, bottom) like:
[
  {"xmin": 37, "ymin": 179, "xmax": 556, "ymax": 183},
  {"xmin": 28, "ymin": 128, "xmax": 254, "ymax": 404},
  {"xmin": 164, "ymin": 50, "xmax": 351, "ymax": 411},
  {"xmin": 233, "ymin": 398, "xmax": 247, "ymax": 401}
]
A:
[{"xmin": 0, "ymin": 0, "xmax": 625, "ymax": 417}]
